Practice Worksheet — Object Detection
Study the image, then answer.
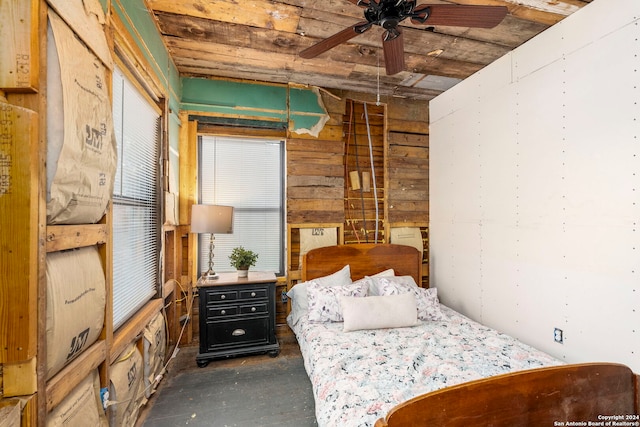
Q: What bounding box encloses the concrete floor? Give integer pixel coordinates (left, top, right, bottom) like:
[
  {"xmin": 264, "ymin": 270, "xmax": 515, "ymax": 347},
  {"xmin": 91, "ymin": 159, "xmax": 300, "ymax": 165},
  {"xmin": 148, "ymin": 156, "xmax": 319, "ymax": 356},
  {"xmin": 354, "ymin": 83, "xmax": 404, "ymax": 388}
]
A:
[{"xmin": 137, "ymin": 338, "xmax": 316, "ymax": 427}]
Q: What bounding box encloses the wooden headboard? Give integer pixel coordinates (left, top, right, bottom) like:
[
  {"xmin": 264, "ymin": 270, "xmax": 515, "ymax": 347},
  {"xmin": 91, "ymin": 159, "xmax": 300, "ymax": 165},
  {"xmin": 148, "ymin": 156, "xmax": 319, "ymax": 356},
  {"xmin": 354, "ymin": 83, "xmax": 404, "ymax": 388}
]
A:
[{"xmin": 302, "ymin": 243, "xmax": 422, "ymax": 285}]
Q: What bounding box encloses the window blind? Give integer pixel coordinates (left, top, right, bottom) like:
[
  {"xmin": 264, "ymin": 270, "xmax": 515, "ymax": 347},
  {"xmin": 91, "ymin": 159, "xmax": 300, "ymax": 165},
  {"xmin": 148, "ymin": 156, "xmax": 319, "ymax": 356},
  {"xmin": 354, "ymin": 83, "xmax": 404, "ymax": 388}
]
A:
[
  {"xmin": 199, "ymin": 136, "xmax": 284, "ymax": 275},
  {"xmin": 112, "ymin": 65, "xmax": 160, "ymax": 329}
]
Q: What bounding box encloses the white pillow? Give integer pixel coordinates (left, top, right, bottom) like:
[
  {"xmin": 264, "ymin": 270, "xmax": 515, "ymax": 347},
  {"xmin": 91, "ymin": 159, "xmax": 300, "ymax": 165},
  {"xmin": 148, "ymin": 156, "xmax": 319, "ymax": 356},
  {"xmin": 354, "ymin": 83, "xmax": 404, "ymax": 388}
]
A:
[
  {"xmin": 368, "ymin": 274, "xmax": 415, "ymax": 296},
  {"xmin": 307, "ymin": 281, "xmax": 368, "ymax": 323},
  {"xmin": 350, "ymin": 269, "xmax": 393, "ymax": 296},
  {"xmin": 341, "ymin": 293, "xmax": 418, "ymax": 332},
  {"xmin": 372, "ymin": 268, "xmax": 395, "ymax": 277},
  {"xmin": 378, "ymin": 278, "xmax": 445, "ymax": 321},
  {"xmin": 414, "ymin": 287, "xmax": 445, "ymax": 321},
  {"xmin": 287, "ymin": 265, "xmax": 351, "ymax": 326},
  {"xmin": 351, "ymin": 276, "xmax": 372, "ymax": 290}
]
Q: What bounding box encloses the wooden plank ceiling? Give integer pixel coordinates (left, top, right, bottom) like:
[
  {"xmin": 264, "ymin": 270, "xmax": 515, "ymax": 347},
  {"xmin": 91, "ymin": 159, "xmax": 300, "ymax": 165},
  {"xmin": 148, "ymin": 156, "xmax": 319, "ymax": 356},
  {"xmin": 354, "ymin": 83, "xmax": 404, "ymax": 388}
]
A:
[{"xmin": 147, "ymin": 0, "xmax": 591, "ymax": 101}]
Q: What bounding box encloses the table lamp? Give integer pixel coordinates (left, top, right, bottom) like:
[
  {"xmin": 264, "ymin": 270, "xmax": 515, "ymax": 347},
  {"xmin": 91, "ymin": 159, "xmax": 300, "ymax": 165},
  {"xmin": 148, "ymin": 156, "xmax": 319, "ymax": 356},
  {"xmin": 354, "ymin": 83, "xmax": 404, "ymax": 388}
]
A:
[{"xmin": 191, "ymin": 204, "xmax": 233, "ymax": 280}]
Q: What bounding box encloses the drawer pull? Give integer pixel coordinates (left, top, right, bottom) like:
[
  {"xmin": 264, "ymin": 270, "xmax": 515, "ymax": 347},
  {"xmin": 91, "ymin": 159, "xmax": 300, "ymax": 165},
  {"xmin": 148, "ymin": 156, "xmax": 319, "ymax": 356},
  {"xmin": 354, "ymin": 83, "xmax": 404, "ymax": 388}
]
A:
[
  {"xmin": 251, "ymin": 307, "xmax": 256, "ymax": 312},
  {"xmin": 232, "ymin": 329, "xmax": 246, "ymax": 336},
  {"xmin": 251, "ymin": 292, "xmax": 256, "ymax": 297},
  {"xmin": 221, "ymin": 295, "xmax": 226, "ymax": 300},
  {"xmin": 220, "ymin": 310, "xmax": 226, "ymax": 315}
]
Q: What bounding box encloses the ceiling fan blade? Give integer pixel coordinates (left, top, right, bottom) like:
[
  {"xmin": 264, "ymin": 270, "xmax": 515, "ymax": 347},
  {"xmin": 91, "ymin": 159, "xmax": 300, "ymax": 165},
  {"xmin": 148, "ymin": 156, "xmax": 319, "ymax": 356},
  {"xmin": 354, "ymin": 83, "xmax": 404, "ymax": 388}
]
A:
[
  {"xmin": 300, "ymin": 21, "xmax": 370, "ymax": 59},
  {"xmin": 382, "ymin": 29, "xmax": 405, "ymax": 75},
  {"xmin": 411, "ymin": 4, "xmax": 508, "ymax": 28}
]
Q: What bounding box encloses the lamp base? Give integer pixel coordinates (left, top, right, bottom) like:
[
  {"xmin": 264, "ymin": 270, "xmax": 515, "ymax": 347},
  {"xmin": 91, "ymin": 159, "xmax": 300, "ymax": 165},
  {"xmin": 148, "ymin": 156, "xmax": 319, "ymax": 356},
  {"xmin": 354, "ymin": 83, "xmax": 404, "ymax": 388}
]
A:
[
  {"xmin": 201, "ymin": 234, "xmax": 219, "ymax": 281},
  {"xmin": 201, "ymin": 269, "xmax": 219, "ymax": 280}
]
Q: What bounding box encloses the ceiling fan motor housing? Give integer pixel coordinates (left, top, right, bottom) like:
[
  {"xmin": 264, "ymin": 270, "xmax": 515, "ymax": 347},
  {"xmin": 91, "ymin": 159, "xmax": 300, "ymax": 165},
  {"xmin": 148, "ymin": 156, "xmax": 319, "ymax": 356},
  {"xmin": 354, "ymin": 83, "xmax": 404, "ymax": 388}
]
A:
[{"xmin": 364, "ymin": 0, "xmax": 416, "ymax": 29}]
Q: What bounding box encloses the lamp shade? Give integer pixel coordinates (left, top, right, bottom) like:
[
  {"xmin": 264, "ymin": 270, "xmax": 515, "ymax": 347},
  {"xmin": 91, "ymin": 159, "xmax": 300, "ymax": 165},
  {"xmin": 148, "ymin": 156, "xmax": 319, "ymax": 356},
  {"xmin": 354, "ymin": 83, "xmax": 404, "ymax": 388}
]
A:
[{"xmin": 190, "ymin": 205, "xmax": 233, "ymax": 234}]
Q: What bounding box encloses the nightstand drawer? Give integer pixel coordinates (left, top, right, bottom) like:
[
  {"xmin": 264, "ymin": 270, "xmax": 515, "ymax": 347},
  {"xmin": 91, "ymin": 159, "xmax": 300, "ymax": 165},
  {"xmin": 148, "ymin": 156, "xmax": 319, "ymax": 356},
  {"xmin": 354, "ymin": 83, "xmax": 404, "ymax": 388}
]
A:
[
  {"xmin": 207, "ymin": 305, "xmax": 238, "ymax": 318},
  {"xmin": 205, "ymin": 317, "xmax": 270, "ymax": 350},
  {"xmin": 205, "ymin": 289, "xmax": 238, "ymax": 303},
  {"xmin": 207, "ymin": 302, "xmax": 266, "ymax": 318},
  {"xmin": 239, "ymin": 302, "xmax": 267, "ymax": 315},
  {"xmin": 239, "ymin": 288, "xmax": 267, "ymax": 300}
]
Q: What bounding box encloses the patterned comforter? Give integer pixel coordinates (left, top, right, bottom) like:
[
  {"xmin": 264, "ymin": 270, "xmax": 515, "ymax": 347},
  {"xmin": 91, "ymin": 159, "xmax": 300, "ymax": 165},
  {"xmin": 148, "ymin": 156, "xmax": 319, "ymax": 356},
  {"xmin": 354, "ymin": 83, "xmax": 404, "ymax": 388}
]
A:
[{"xmin": 288, "ymin": 305, "xmax": 562, "ymax": 427}]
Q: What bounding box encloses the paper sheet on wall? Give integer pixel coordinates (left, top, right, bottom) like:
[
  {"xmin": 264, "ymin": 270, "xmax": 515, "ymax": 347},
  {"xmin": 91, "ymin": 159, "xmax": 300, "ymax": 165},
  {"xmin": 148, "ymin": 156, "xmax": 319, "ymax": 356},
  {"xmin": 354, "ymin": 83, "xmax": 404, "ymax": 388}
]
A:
[
  {"xmin": 0, "ymin": 402, "xmax": 20, "ymax": 427},
  {"xmin": 45, "ymin": 247, "xmax": 106, "ymax": 379},
  {"xmin": 110, "ymin": 343, "xmax": 145, "ymax": 427},
  {"xmin": 46, "ymin": 0, "xmax": 112, "ymax": 69},
  {"xmin": 390, "ymin": 227, "xmax": 423, "ymax": 256},
  {"xmin": 47, "ymin": 370, "xmax": 107, "ymax": 427},
  {"xmin": 46, "ymin": 10, "xmax": 117, "ymax": 224},
  {"xmin": 299, "ymin": 227, "xmax": 338, "ymax": 266},
  {"xmin": 143, "ymin": 311, "xmax": 166, "ymax": 398}
]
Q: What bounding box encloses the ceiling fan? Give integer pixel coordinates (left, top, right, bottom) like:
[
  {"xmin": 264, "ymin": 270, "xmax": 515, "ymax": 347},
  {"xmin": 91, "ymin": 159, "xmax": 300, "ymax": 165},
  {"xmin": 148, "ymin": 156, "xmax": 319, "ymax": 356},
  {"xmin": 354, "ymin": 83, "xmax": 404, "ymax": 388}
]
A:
[{"xmin": 299, "ymin": 0, "xmax": 508, "ymax": 75}]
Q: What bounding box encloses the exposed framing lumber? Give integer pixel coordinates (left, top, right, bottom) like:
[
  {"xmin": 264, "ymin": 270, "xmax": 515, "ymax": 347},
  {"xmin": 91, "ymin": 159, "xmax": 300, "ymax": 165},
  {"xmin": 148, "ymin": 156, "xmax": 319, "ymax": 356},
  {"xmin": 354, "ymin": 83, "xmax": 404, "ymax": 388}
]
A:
[
  {"xmin": 0, "ymin": 0, "xmax": 39, "ymax": 92},
  {"xmin": 2, "ymin": 357, "xmax": 38, "ymax": 396},
  {"xmin": 110, "ymin": 298, "xmax": 163, "ymax": 365},
  {"xmin": 45, "ymin": 340, "xmax": 107, "ymax": 413},
  {"xmin": 0, "ymin": 99, "xmax": 39, "ymax": 364},
  {"xmin": 45, "ymin": 224, "xmax": 109, "ymax": 252}
]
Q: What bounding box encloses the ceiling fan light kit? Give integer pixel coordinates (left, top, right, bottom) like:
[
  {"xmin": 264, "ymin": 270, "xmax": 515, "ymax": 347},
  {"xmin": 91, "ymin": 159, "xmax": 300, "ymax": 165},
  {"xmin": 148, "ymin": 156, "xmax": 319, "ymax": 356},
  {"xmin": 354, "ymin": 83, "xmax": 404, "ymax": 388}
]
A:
[{"xmin": 299, "ymin": 0, "xmax": 508, "ymax": 75}]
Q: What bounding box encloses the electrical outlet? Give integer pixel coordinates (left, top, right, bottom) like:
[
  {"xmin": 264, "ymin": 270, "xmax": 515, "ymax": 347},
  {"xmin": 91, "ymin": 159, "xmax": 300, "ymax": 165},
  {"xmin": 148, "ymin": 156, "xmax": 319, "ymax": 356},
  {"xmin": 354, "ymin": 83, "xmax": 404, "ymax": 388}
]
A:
[
  {"xmin": 281, "ymin": 290, "xmax": 288, "ymax": 303},
  {"xmin": 554, "ymin": 328, "xmax": 564, "ymax": 344}
]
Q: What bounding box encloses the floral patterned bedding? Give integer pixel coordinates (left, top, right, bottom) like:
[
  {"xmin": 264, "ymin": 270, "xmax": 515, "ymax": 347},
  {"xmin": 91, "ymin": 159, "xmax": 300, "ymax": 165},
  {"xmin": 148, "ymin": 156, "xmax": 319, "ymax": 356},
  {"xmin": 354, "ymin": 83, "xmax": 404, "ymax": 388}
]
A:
[{"xmin": 288, "ymin": 305, "xmax": 562, "ymax": 427}]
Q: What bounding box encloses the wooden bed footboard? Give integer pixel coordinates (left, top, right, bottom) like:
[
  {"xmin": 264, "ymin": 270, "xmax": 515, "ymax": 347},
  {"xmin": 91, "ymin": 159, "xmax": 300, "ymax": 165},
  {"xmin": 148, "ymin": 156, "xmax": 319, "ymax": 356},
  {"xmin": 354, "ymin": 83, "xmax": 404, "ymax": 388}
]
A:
[{"xmin": 375, "ymin": 363, "xmax": 640, "ymax": 427}]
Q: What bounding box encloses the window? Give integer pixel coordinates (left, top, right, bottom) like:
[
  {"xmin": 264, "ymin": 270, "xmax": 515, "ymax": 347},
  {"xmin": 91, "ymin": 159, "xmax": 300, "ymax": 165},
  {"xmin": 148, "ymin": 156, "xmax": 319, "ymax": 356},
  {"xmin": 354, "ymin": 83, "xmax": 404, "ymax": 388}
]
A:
[
  {"xmin": 111, "ymin": 65, "xmax": 161, "ymax": 329},
  {"xmin": 198, "ymin": 136, "xmax": 284, "ymax": 275}
]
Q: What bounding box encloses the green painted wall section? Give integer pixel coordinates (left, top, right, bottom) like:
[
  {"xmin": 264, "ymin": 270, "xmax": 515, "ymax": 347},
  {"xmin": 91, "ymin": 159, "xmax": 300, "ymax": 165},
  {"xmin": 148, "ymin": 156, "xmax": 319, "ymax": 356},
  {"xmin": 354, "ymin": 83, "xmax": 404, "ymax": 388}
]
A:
[
  {"xmin": 181, "ymin": 78, "xmax": 328, "ymax": 132},
  {"xmin": 289, "ymin": 87, "xmax": 326, "ymax": 113},
  {"xmin": 107, "ymin": 0, "xmax": 182, "ymax": 219},
  {"xmin": 181, "ymin": 78, "xmax": 287, "ymax": 120},
  {"xmin": 102, "ymin": 1, "xmax": 326, "ymax": 132},
  {"xmin": 110, "ymin": 0, "xmax": 181, "ymax": 113},
  {"xmin": 289, "ymin": 114, "xmax": 325, "ymax": 132},
  {"xmin": 289, "ymin": 87, "xmax": 330, "ymax": 132}
]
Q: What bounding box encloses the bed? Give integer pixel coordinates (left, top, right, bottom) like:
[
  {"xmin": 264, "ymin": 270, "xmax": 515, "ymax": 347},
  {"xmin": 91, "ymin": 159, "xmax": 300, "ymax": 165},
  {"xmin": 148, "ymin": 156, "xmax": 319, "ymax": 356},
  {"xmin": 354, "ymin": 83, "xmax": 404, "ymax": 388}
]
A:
[{"xmin": 286, "ymin": 243, "xmax": 639, "ymax": 427}]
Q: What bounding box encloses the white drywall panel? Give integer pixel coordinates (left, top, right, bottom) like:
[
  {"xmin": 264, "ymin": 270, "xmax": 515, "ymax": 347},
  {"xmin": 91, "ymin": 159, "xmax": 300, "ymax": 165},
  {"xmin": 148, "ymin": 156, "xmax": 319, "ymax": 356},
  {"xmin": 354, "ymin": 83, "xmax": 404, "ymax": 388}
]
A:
[
  {"xmin": 430, "ymin": 0, "xmax": 640, "ymax": 372},
  {"xmin": 429, "ymin": 53, "xmax": 513, "ymax": 123},
  {"xmin": 474, "ymin": 81, "xmax": 519, "ymax": 225},
  {"xmin": 429, "ymin": 106, "xmax": 482, "ymax": 224},
  {"xmin": 429, "ymin": 109, "xmax": 483, "ymax": 320},
  {"xmin": 479, "ymin": 224, "xmax": 568, "ymax": 350},
  {"xmin": 512, "ymin": 0, "xmax": 640, "ymax": 82},
  {"xmin": 508, "ymin": 59, "xmax": 566, "ymax": 229},
  {"xmin": 431, "ymin": 221, "xmax": 484, "ymax": 320}
]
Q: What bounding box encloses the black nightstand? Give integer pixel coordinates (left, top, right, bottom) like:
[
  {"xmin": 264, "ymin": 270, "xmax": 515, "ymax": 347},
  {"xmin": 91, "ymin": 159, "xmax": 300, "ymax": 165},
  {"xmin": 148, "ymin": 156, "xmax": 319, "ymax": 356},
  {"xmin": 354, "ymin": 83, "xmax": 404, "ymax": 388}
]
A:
[{"xmin": 196, "ymin": 272, "xmax": 280, "ymax": 367}]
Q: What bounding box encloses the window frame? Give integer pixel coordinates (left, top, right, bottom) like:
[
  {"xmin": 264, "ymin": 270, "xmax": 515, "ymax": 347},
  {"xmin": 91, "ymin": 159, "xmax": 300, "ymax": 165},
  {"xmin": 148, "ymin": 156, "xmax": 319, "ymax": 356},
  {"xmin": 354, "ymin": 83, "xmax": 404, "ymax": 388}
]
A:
[
  {"xmin": 197, "ymin": 134, "xmax": 286, "ymax": 276},
  {"xmin": 111, "ymin": 59, "xmax": 163, "ymax": 330}
]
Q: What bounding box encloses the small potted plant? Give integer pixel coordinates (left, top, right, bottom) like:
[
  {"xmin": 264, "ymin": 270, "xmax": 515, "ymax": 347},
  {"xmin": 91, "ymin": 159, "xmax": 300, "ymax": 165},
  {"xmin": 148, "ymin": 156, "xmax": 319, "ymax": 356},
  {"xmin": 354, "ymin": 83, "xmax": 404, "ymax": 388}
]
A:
[{"xmin": 228, "ymin": 246, "xmax": 258, "ymax": 277}]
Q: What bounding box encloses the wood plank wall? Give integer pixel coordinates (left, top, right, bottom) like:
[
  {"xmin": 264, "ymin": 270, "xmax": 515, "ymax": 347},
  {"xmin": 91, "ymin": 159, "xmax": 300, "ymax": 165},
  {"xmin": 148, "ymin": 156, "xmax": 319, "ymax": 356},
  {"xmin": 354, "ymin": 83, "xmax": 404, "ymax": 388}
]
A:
[
  {"xmin": 344, "ymin": 100, "xmax": 385, "ymax": 244},
  {"xmin": 285, "ymin": 90, "xmax": 429, "ymax": 290},
  {"xmin": 286, "ymin": 137, "xmax": 344, "ymax": 224},
  {"xmin": 387, "ymin": 132, "xmax": 429, "ymax": 224},
  {"xmin": 193, "ymin": 89, "xmax": 430, "ymax": 334},
  {"xmin": 287, "ymin": 90, "xmax": 429, "ymax": 227}
]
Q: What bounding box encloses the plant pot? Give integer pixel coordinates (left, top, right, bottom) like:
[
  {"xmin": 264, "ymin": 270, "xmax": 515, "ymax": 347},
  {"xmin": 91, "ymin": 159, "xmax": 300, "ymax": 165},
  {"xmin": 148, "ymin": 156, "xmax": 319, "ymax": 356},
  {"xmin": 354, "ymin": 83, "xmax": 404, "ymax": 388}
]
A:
[{"xmin": 237, "ymin": 268, "xmax": 249, "ymax": 278}]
